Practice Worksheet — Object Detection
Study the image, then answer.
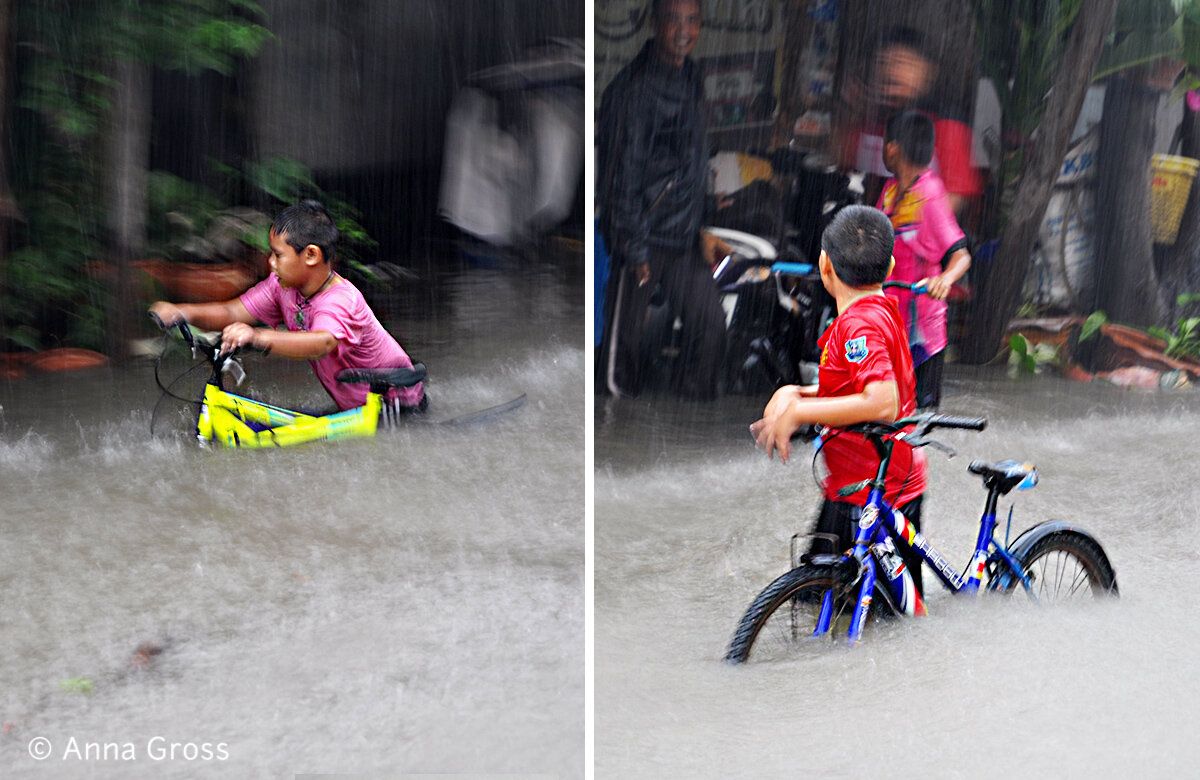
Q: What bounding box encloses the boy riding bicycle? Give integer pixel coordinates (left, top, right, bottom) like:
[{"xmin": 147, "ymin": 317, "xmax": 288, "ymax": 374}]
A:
[
  {"xmin": 751, "ymin": 205, "xmax": 928, "ymax": 592},
  {"xmin": 149, "ymin": 200, "xmax": 425, "ymax": 415}
]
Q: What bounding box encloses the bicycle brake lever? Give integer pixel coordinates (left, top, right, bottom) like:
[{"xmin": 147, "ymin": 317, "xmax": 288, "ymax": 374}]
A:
[
  {"xmin": 927, "ymin": 439, "xmax": 956, "ymax": 458},
  {"xmin": 897, "ymin": 431, "xmax": 956, "ymax": 458},
  {"xmin": 222, "ymin": 356, "xmax": 246, "ymax": 386}
]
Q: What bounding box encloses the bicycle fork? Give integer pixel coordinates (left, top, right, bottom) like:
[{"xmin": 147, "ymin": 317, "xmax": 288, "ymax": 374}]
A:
[{"xmin": 808, "ymin": 556, "xmax": 879, "ymax": 646}]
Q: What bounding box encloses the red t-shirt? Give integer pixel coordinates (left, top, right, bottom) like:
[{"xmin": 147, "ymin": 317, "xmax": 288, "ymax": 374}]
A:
[{"xmin": 816, "ymin": 294, "xmax": 926, "ymax": 506}]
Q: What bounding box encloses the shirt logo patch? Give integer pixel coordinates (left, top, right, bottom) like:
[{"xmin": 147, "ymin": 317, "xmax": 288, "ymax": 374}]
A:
[{"xmin": 845, "ymin": 336, "xmax": 868, "ymax": 363}]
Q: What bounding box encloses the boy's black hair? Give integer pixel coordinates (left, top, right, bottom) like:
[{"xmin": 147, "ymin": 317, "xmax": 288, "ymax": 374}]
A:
[
  {"xmin": 878, "ymin": 25, "xmax": 929, "ymax": 60},
  {"xmin": 821, "ymin": 205, "xmax": 895, "ymax": 288},
  {"xmin": 271, "ymin": 200, "xmax": 338, "ymax": 264},
  {"xmin": 885, "ymin": 110, "xmax": 935, "ymax": 168},
  {"xmin": 652, "ymin": 0, "xmax": 701, "ymax": 18}
]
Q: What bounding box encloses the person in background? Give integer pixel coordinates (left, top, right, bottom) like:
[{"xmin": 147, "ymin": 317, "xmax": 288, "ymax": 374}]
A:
[
  {"xmin": 835, "ymin": 25, "xmax": 982, "ymax": 221},
  {"xmin": 878, "ymin": 110, "xmax": 971, "ymax": 409},
  {"xmin": 597, "ymin": 0, "xmax": 727, "ymax": 400}
]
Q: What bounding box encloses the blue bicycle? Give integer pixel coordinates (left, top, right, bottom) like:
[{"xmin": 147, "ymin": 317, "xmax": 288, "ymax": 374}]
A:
[{"xmin": 725, "ymin": 413, "xmax": 1119, "ymax": 663}]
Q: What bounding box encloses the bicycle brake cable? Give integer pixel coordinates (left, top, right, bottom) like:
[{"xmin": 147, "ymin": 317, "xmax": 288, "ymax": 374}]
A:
[{"xmin": 149, "ymin": 335, "xmax": 208, "ymax": 438}]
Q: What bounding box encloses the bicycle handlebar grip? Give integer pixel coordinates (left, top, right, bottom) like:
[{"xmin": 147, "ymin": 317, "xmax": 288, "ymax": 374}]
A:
[
  {"xmin": 149, "ymin": 310, "xmax": 195, "ymax": 348},
  {"xmin": 882, "ymin": 280, "xmax": 928, "ymax": 295},
  {"xmin": 930, "ymin": 415, "xmax": 987, "ymax": 431}
]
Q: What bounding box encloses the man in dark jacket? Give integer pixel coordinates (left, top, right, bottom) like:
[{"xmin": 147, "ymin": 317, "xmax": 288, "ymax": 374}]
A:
[{"xmin": 597, "ymin": 0, "xmax": 726, "ymax": 400}]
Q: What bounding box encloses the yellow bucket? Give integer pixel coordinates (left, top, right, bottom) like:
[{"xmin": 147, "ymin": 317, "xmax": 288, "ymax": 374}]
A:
[{"xmin": 1150, "ymin": 154, "xmax": 1199, "ymax": 244}]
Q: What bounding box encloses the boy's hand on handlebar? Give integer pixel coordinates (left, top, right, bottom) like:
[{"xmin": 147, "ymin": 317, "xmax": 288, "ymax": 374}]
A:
[
  {"xmin": 220, "ymin": 322, "xmax": 261, "ymax": 355},
  {"xmin": 919, "ymin": 275, "xmax": 951, "ymax": 300},
  {"xmin": 149, "ymin": 301, "xmax": 185, "ymax": 329}
]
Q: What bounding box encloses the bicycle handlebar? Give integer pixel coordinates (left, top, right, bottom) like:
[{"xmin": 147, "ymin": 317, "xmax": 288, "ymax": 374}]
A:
[
  {"xmin": 882, "ymin": 280, "xmax": 928, "ymax": 295},
  {"xmin": 844, "ymin": 413, "xmax": 987, "ymax": 441},
  {"xmin": 149, "ymin": 311, "xmax": 196, "ymax": 349},
  {"xmin": 924, "ymin": 414, "xmax": 988, "ymax": 431},
  {"xmin": 150, "ymin": 311, "xmax": 268, "ymax": 368}
]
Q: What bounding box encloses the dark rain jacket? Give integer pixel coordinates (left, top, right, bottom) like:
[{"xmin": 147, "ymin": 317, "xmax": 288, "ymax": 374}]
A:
[{"xmin": 597, "ymin": 40, "xmax": 708, "ymax": 269}]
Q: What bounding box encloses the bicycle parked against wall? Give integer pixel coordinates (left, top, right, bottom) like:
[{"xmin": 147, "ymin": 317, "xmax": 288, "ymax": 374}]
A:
[{"xmin": 725, "ymin": 413, "xmax": 1119, "ymax": 664}]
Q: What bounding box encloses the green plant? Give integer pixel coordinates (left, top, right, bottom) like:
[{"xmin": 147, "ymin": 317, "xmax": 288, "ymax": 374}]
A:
[
  {"xmin": 1094, "ymin": 0, "xmax": 1192, "ymax": 81},
  {"xmin": 971, "ymin": 0, "xmax": 1084, "ymax": 236},
  {"xmin": 1078, "ymin": 309, "xmax": 1109, "ymax": 342},
  {"xmin": 232, "ymin": 156, "xmax": 380, "ymax": 282},
  {"xmin": 1148, "ymin": 293, "xmax": 1200, "ymax": 359},
  {"xmin": 142, "ymin": 157, "xmax": 380, "ymax": 288},
  {"xmin": 2, "ymin": 0, "xmax": 272, "ymax": 352},
  {"xmin": 1008, "ymin": 332, "xmax": 1063, "ymax": 376}
]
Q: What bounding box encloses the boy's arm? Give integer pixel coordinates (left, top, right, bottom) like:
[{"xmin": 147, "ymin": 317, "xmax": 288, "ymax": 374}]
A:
[
  {"xmin": 151, "ymin": 299, "xmax": 338, "ymax": 360},
  {"xmin": 220, "ymin": 322, "xmax": 338, "ymax": 359},
  {"xmin": 149, "ymin": 299, "xmax": 256, "ymax": 331},
  {"xmin": 751, "ymin": 379, "xmax": 899, "ymax": 463},
  {"xmin": 923, "ymin": 247, "xmax": 971, "ymax": 300}
]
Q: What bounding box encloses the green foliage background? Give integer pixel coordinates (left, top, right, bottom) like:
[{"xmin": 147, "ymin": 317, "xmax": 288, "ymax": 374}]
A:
[{"xmin": 2, "ymin": 0, "xmax": 273, "ymax": 352}]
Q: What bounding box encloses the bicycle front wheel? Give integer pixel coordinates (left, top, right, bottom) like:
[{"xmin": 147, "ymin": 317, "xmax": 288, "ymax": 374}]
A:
[
  {"xmin": 726, "ymin": 565, "xmax": 845, "ymax": 664},
  {"xmin": 995, "ymin": 531, "xmax": 1118, "ymax": 601}
]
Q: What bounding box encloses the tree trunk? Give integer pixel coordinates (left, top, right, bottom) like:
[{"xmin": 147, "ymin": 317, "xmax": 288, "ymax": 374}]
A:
[
  {"xmin": 1160, "ymin": 99, "xmax": 1200, "ymax": 308},
  {"xmin": 106, "ymin": 58, "xmax": 151, "ymax": 361},
  {"xmin": 959, "ymin": 0, "xmax": 1118, "ymax": 364},
  {"xmin": 1090, "ymin": 73, "xmax": 1166, "ymax": 326}
]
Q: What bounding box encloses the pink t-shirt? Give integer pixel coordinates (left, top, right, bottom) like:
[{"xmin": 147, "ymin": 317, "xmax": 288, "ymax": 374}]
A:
[
  {"xmin": 877, "ymin": 169, "xmax": 967, "ymax": 363},
  {"xmin": 240, "ymin": 273, "xmax": 423, "ymax": 410}
]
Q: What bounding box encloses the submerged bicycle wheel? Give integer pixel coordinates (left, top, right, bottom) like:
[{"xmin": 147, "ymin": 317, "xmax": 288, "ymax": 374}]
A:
[
  {"xmin": 726, "ymin": 565, "xmax": 876, "ymax": 664},
  {"xmin": 993, "ymin": 531, "xmax": 1118, "ymax": 601}
]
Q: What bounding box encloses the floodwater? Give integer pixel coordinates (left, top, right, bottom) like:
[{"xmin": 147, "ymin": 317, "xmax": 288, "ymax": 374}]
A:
[
  {"xmin": 0, "ymin": 245, "xmax": 584, "ymax": 778},
  {"xmin": 596, "ymin": 367, "xmax": 1200, "ymax": 778}
]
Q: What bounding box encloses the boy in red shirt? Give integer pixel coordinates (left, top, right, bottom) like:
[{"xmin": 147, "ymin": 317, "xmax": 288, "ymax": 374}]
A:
[{"xmin": 751, "ymin": 205, "xmax": 927, "ymax": 591}]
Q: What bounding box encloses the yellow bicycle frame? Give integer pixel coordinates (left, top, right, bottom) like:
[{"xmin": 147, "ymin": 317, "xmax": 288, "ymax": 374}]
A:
[{"xmin": 196, "ymin": 383, "xmax": 380, "ymax": 448}]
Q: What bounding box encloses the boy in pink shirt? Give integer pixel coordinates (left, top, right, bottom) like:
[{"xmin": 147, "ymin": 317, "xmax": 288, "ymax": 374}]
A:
[
  {"xmin": 150, "ymin": 200, "xmax": 424, "ymax": 413},
  {"xmin": 877, "ymin": 110, "xmax": 971, "ymax": 408}
]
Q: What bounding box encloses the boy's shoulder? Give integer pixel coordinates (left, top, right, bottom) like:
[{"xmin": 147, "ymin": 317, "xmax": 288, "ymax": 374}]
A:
[
  {"xmin": 913, "ymin": 168, "xmax": 950, "ymax": 198},
  {"xmin": 826, "ymin": 296, "xmax": 905, "ymax": 347}
]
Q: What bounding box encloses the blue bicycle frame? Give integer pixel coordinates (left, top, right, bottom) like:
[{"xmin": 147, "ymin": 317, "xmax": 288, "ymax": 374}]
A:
[{"xmin": 808, "ymin": 418, "xmax": 1038, "ymax": 645}]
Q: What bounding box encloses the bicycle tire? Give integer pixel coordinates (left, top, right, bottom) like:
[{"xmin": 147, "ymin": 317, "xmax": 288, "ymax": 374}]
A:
[
  {"xmin": 993, "ymin": 531, "xmax": 1118, "ymax": 601},
  {"xmin": 726, "ymin": 564, "xmax": 893, "ymax": 664}
]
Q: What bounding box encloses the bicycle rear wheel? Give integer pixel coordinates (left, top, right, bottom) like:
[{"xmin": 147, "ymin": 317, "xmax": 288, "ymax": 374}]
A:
[
  {"xmin": 994, "ymin": 531, "xmax": 1118, "ymax": 601},
  {"xmin": 726, "ymin": 565, "xmax": 850, "ymax": 664}
]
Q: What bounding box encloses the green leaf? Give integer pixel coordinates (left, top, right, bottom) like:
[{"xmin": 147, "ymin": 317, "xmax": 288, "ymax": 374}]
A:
[
  {"xmin": 58, "ymin": 677, "xmax": 94, "ymax": 694},
  {"xmin": 1079, "ymin": 311, "xmax": 1108, "ymax": 342},
  {"xmin": 1095, "ymin": 28, "xmax": 1184, "ymax": 79}
]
